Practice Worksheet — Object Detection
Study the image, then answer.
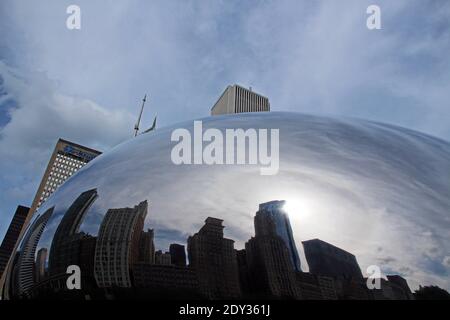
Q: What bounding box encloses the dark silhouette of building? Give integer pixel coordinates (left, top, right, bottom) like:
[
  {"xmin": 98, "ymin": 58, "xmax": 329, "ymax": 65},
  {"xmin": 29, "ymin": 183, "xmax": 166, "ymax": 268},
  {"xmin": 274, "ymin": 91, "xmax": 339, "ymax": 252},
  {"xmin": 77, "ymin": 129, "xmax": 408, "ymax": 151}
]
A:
[
  {"xmin": 0, "ymin": 205, "xmax": 30, "ymax": 280},
  {"xmin": 132, "ymin": 263, "xmax": 200, "ymax": 298},
  {"xmin": 155, "ymin": 250, "xmax": 171, "ymax": 265},
  {"xmin": 256, "ymin": 201, "xmax": 301, "ymax": 271},
  {"xmin": 386, "ymin": 275, "xmax": 414, "ymax": 300},
  {"xmin": 48, "ymin": 189, "xmax": 98, "ymax": 276},
  {"xmin": 77, "ymin": 235, "xmax": 97, "ymax": 290},
  {"xmin": 302, "ymin": 239, "xmax": 363, "ymax": 280},
  {"xmin": 15, "ymin": 207, "xmax": 53, "ymax": 297},
  {"xmin": 244, "ymin": 204, "xmax": 300, "ymax": 299},
  {"xmin": 370, "ymin": 275, "xmax": 414, "ymax": 300},
  {"xmin": 295, "ymin": 272, "xmax": 337, "ymax": 300},
  {"xmin": 316, "ymin": 275, "xmax": 338, "ymax": 300},
  {"xmin": 236, "ymin": 249, "xmax": 251, "ymax": 296},
  {"xmin": 414, "ymin": 285, "xmax": 450, "ymax": 300},
  {"xmin": 187, "ymin": 217, "xmax": 241, "ymax": 299},
  {"xmin": 94, "ymin": 200, "xmax": 148, "ymax": 288},
  {"xmin": 295, "ymin": 272, "xmax": 322, "ymax": 300},
  {"xmin": 169, "ymin": 244, "xmax": 186, "ymax": 267},
  {"xmin": 138, "ymin": 229, "xmax": 155, "ymax": 264}
]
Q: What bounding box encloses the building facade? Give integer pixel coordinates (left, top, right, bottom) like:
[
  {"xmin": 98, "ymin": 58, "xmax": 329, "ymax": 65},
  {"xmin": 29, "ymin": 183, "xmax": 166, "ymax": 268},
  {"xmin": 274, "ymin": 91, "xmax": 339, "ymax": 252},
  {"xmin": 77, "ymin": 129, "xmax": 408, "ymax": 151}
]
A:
[
  {"xmin": 211, "ymin": 84, "xmax": 270, "ymax": 115},
  {"xmin": 14, "ymin": 208, "xmax": 54, "ymax": 297},
  {"xmin": 302, "ymin": 239, "xmax": 363, "ymax": 280},
  {"xmin": 255, "ymin": 200, "xmax": 301, "ymax": 272},
  {"xmin": 0, "ymin": 139, "xmax": 101, "ymax": 297},
  {"xmin": 94, "ymin": 200, "xmax": 148, "ymax": 288},
  {"xmin": 187, "ymin": 217, "xmax": 241, "ymax": 299},
  {"xmin": 0, "ymin": 206, "xmax": 30, "ymax": 280},
  {"xmin": 155, "ymin": 250, "xmax": 172, "ymax": 265},
  {"xmin": 138, "ymin": 229, "xmax": 155, "ymax": 264},
  {"xmin": 48, "ymin": 189, "xmax": 98, "ymax": 276},
  {"xmin": 34, "ymin": 248, "xmax": 47, "ymax": 283},
  {"xmin": 132, "ymin": 263, "xmax": 200, "ymax": 298},
  {"xmin": 169, "ymin": 243, "xmax": 186, "ymax": 267},
  {"xmin": 30, "ymin": 139, "xmax": 101, "ymax": 216}
]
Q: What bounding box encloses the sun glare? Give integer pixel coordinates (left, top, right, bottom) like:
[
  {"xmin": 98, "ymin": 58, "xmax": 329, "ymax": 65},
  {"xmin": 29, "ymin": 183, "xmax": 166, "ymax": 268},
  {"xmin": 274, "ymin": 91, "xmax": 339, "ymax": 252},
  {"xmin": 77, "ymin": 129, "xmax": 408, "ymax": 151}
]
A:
[{"xmin": 283, "ymin": 198, "xmax": 312, "ymax": 220}]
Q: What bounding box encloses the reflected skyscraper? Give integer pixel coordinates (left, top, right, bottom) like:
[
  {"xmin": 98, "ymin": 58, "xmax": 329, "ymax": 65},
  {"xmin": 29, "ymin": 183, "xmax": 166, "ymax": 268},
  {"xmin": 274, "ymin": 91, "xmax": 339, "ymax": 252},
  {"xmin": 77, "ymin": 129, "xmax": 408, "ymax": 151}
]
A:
[
  {"xmin": 138, "ymin": 229, "xmax": 155, "ymax": 264},
  {"xmin": 244, "ymin": 202, "xmax": 301, "ymax": 299},
  {"xmin": 255, "ymin": 201, "xmax": 301, "ymax": 272},
  {"xmin": 35, "ymin": 248, "xmax": 47, "ymax": 283},
  {"xmin": 155, "ymin": 250, "xmax": 171, "ymax": 265},
  {"xmin": 15, "ymin": 208, "xmax": 53, "ymax": 297},
  {"xmin": 188, "ymin": 217, "xmax": 241, "ymax": 299},
  {"xmin": 169, "ymin": 244, "xmax": 186, "ymax": 267},
  {"xmin": 302, "ymin": 239, "xmax": 363, "ymax": 280},
  {"xmin": 94, "ymin": 200, "xmax": 148, "ymax": 288},
  {"xmin": 48, "ymin": 189, "xmax": 98, "ymax": 276}
]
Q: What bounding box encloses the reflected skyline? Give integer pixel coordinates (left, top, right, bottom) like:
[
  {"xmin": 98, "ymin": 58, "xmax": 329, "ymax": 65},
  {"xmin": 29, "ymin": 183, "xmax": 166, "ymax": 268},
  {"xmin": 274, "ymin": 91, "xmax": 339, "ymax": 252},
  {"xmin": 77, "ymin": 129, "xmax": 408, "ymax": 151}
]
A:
[
  {"xmin": 2, "ymin": 187, "xmax": 427, "ymax": 300},
  {"xmin": 3, "ymin": 112, "xmax": 450, "ymax": 298}
]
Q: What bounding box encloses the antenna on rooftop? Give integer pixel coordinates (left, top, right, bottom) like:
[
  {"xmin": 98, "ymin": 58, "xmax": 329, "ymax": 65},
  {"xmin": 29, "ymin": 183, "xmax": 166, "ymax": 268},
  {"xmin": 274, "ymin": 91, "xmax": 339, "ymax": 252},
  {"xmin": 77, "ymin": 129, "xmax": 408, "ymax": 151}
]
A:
[{"xmin": 134, "ymin": 94, "xmax": 147, "ymax": 137}]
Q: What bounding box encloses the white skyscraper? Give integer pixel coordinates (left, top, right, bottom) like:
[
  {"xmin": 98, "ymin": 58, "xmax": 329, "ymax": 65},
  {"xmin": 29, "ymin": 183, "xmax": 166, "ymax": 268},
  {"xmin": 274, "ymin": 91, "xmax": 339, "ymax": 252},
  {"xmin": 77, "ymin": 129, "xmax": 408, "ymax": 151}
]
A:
[{"xmin": 211, "ymin": 84, "xmax": 270, "ymax": 115}]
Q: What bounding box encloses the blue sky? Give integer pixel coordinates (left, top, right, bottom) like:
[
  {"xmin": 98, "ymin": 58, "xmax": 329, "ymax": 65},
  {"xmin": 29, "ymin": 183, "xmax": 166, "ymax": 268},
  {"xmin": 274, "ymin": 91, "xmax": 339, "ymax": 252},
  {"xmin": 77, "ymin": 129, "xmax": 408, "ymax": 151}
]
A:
[{"xmin": 1, "ymin": 0, "xmax": 450, "ymax": 242}]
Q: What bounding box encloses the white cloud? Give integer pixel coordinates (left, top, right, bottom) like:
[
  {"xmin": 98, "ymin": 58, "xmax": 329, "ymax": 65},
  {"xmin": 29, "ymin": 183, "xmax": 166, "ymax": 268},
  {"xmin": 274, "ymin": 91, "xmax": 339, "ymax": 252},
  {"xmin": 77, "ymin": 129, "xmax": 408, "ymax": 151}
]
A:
[
  {"xmin": 443, "ymin": 256, "xmax": 450, "ymax": 268},
  {"xmin": 0, "ymin": 61, "xmax": 134, "ymax": 237}
]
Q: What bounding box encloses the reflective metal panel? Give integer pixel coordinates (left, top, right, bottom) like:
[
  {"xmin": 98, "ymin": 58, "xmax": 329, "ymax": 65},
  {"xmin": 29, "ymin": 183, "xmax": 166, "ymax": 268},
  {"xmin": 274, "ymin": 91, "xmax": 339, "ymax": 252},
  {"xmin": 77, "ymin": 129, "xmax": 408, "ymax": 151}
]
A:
[{"xmin": 4, "ymin": 112, "xmax": 450, "ymax": 299}]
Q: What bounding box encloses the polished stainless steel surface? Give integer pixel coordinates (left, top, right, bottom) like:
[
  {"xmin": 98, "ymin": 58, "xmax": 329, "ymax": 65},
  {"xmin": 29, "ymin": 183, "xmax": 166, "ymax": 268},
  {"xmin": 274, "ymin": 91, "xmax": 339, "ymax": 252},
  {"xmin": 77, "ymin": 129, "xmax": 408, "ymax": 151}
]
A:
[{"xmin": 5, "ymin": 112, "xmax": 450, "ymax": 299}]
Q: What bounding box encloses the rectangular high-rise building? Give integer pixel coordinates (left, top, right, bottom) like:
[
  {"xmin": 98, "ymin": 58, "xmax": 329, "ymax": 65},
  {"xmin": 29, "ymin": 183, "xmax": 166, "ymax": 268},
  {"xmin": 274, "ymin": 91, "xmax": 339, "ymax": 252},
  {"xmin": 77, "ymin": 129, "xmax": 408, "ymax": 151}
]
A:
[
  {"xmin": 169, "ymin": 243, "xmax": 186, "ymax": 267},
  {"xmin": 94, "ymin": 201, "xmax": 148, "ymax": 288},
  {"xmin": 302, "ymin": 239, "xmax": 363, "ymax": 280},
  {"xmin": 211, "ymin": 84, "xmax": 270, "ymax": 115},
  {"xmin": 187, "ymin": 217, "xmax": 241, "ymax": 299},
  {"xmin": 0, "ymin": 139, "xmax": 101, "ymax": 296},
  {"xmin": 30, "ymin": 139, "xmax": 102, "ymax": 215},
  {"xmin": 256, "ymin": 201, "xmax": 301, "ymax": 272},
  {"xmin": 0, "ymin": 206, "xmax": 30, "ymax": 280}
]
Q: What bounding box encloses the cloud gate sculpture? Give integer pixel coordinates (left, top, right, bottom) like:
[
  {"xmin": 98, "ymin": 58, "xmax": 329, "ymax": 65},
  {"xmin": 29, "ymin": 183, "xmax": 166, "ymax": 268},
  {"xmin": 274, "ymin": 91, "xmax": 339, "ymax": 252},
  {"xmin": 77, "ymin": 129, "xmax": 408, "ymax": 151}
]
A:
[{"xmin": 3, "ymin": 112, "xmax": 450, "ymax": 300}]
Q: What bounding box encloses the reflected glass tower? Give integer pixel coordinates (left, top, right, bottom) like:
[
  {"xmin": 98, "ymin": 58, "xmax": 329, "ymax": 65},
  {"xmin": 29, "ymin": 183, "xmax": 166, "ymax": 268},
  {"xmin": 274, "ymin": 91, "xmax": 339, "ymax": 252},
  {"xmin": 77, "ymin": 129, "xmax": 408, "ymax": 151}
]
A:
[
  {"xmin": 302, "ymin": 239, "xmax": 363, "ymax": 280},
  {"xmin": 255, "ymin": 201, "xmax": 301, "ymax": 272}
]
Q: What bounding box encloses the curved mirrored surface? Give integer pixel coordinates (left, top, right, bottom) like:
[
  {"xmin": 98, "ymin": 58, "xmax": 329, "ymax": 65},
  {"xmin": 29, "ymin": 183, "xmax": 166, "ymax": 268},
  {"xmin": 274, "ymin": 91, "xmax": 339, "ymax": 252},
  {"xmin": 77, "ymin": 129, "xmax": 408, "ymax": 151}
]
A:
[{"xmin": 4, "ymin": 112, "xmax": 450, "ymax": 300}]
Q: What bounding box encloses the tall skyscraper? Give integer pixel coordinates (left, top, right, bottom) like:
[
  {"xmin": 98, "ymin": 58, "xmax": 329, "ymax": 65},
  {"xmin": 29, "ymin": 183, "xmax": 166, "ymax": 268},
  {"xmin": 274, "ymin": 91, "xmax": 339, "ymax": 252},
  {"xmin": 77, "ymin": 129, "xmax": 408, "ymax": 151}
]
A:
[
  {"xmin": 302, "ymin": 239, "xmax": 363, "ymax": 280},
  {"xmin": 15, "ymin": 207, "xmax": 54, "ymax": 297},
  {"xmin": 187, "ymin": 217, "xmax": 241, "ymax": 299},
  {"xmin": 48, "ymin": 189, "xmax": 98, "ymax": 276},
  {"xmin": 94, "ymin": 200, "xmax": 148, "ymax": 288},
  {"xmin": 138, "ymin": 229, "xmax": 155, "ymax": 264},
  {"xmin": 211, "ymin": 84, "xmax": 270, "ymax": 115},
  {"xmin": 0, "ymin": 139, "xmax": 100, "ymax": 297},
  {"xmin": 0, "ymin": 206, "xmax": 29, "ymax": 280},
  {"xmin": 30, "ymin": 139, "xmax": 102, "ymax": 215},
  {"xmin": 244, "ymin": 202, "xmax": 301, "ymax": 299},
  {"xmin": 255, "ymin": 200, "xmax": 301, "ymax": 272},
  {"xmin": 169, "ymin": 243, "xmax": 186, "ymax": 267}
]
